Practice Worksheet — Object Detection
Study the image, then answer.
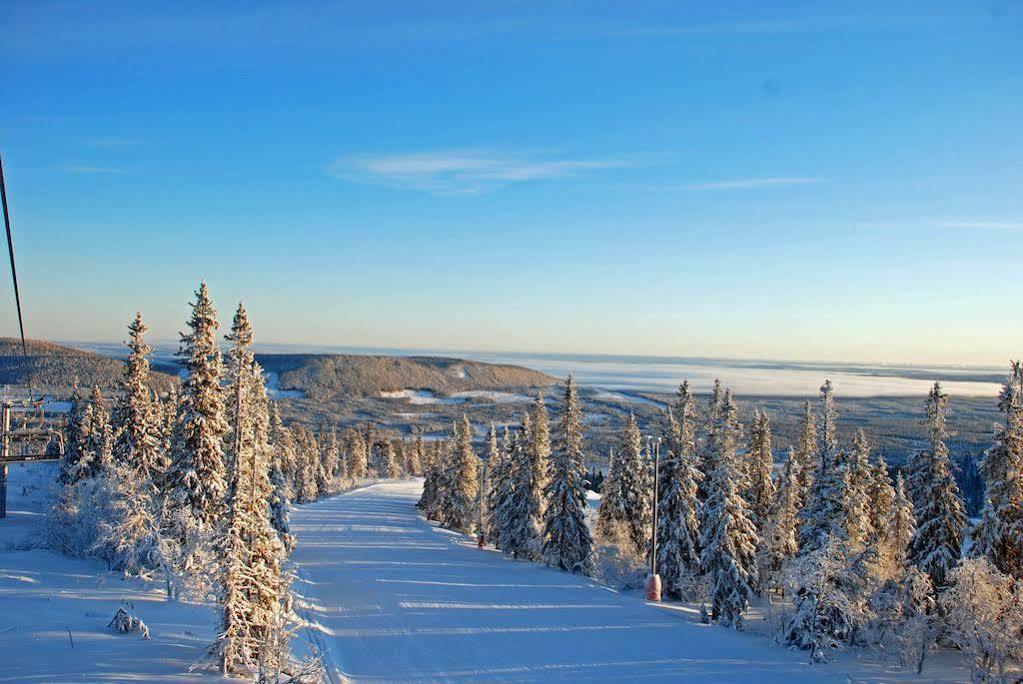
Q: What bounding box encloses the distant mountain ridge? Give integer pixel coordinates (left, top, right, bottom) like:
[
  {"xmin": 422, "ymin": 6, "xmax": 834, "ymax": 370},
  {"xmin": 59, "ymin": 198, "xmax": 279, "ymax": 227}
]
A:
[
  {"xmin": 0, "ymin": 338, "xmax": 178, "ymax": 394},
  {"xmin": 254, "ymin": 353, "xmax": 559, "ymax": 401}
]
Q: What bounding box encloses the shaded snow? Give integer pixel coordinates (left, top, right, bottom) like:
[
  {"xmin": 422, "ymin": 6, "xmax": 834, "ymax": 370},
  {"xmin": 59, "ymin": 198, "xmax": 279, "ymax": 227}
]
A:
[{"xmin": 379, "ymin": 389, "xmax": 529, "ymax": 405}]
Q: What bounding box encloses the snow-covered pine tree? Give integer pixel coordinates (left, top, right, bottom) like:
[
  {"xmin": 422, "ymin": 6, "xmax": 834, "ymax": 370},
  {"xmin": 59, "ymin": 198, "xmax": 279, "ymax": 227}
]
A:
[
  {"xmin": 409, "ymin": 432, "xmax": 424, "ymax": 477},
  {"xmin": 383, "ymin": 439, "xmax": 400, "ymax": 479},
  {"xmin": 616, "ymin": 413, "xmax": 652, "ymax": 556},
  {"xmin": 208, "ymin": 357, "xmax": 290, "ymax": 677},
  {"xmin": 889, "ymin": 472, "xmax": 915, "ymax": 572},
  {"xmin": 746, "ymin": 408, "xmax": 776, "ymax": 544},
  {"xmin": 59, "ymin": 387, "xmax": 93, "ymax": 485},
  {"xmin": 498, "ymin": 412, "xmax": 545, "ymax": 559},
  {"xmin": 111, "ymin": 313, "xmax": 161, "ymax": 483},
  {"xmin": 595, "ymin": 446, "xmax": 624, "ymax": 541},
  {"xmin": 294, "ymin": 426, "xmax": 320, "ymax": 503},
  {"xmin": 697, "ymin": 379, "xmax": 725, "ymax": 502},
  {"xmin": 844, "ymin": 430, "xmax": 874, "ymax": 547},
  {"xmin": 866, "ymin": 456, "xmax": 894, "ymax": 547},
  {"xmin": 315, "ymin": 424, "xmax": 337, "ymax": 493},
  {"xmin": 268, "ymin": 402, "xmax": 297, "ymax": 499},
  {"xmin": 85, "ymin": 384, "xmax": 111, "ymax": 475},
  {"xmin": 972, "ymin": 361, "xmax": 1023, "ymax": 579},
  {"xmin": 655, "ymin": 380, "xmax": 702, "ymax": 599},
  {"xmin": 165, "ymin": 283, "xmax": 230, "ymax": 532},
  {"xmin": 699, "ymin": 388, "xmax": 758, "ymax": 628},
  {"xmin": 759, "ymin": 448, "xmax": 801, "ymax": 593},
  {"xmin": 348, "ymin": 428, "xmax": 368, "ymax": 481},
  {"xmin": 479, "ymin": 423, "xmax": 500, "ymax": 542},
  {"xmin": 793, "ymin": 401, "xmax": 817, "ymax": 499},
  {"xmin": 798, "ymin": 380, "xmax": 850, "ymax": 553},
  {"xmin": 529, "ymin": 391, "xmax": 551, "ymax": 510},
  {"xmin": 486, "ymin": 426, "xmax": 515, "ymax": 550},
  {"xmin": 907, "ymin": 381, "xmax": 967, "ymax": 587},
  {"xmin": 542, "ymin": 376, "xmax": 594, "ymax": 574},
  {"xmin": 445, "ymin": 415, "xmax": 479, "ymax": 533}
]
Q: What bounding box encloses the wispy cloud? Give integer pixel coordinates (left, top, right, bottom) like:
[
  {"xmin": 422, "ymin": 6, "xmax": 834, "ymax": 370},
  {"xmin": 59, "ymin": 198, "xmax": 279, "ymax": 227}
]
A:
[
  {"xmin": 333, "ymin": 151, "xmax": 628, "ymax": 194},
  {"xmin": 682, "ymin": 177, "xmax": 823, "ymax": 191},
  {"xmin": 934, "ymin": 220, "xmax": 1023, "ymax": 232},
  {"xmin": 66, "ymin": 165, "xmax": 128, "ymax": 175}
]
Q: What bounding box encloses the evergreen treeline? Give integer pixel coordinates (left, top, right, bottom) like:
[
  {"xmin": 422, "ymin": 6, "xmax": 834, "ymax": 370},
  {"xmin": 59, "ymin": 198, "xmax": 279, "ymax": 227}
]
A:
[
  {"xmin": 421, "ymin": 367, "xmax": 1023, "ymax": 679},
  {"xmin": 47, "ymin": 284, "xmax": 423, "ymax": 680}
]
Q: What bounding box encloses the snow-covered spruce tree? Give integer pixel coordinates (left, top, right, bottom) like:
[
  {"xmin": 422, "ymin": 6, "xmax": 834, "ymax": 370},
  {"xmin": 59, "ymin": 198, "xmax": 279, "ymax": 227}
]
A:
[
  {"xmin": 759, "ymin": 448, "xmax": 801, "ymax": 593},
  {"xmin": 972, "ymin": 361, "xmax": 1023, "ymax": 579},
  {"xmin": 907, "ymin": 382, "xmax": 966, "ymax": 588},
  {"xmin": 111, "ymin": 312, "xmax": 162, "ymax": 483},
  {"xmin": 940, "ymin": 557, "xmax": 1023, "ymax": 684},
  {"xmin": 59, "ymin": 387, "xmax": 93, "ymax": 485},
  {"xmin": 85, "ymin": 385, "xmax": 111, "ymax": 474},
  {"xmin": 595, "ymin": 446, "xmax": 624, "ymax": 541},
  {"xmin": 844, "ymin": 430, "xmax": 874, "ymax": 548},
  {"xmin": 165, "ymin": 283, "xmax": 230, "ymax": 536},
  {"xmin": 317, "ymin": 425, "xmax": 339, "ymax": 494},
  {"xmin": 268, "ymin": 402, "xmax": 297, "ymax": 499},
  {"xmin": 697, "ymin": 379, "xmax": 725, "ymax": 502},
  {"xmin": 781, "ymin": 534, "xmax": 869, "ymax": 663},
  {"xmin": 383, "ymin": 439, "xmax": 400, "ymax": 479},
  {"xmin": 347, "ymin": 428, "xmax": 368, "ymax": 481},
  {"xmin": 887, "ymin": 474, "xmax": 920, "ymax": 576},
  {"xmin": 866, "ymin": 456, "xmax": 894, "ymax": 550},
  {"xmin": 792, "ymin": 401, "xmax": 817, "ymax": 500},
  {"xmin": 409, "ymin": 432, "xmax": 424, "ymax": 477},
  {"xmin": 699, "ymin": 389, "xmax": 758, "ymax": 628},
  {"xmin": 479, "ymin": 423, "xmax": 500, "ymax": 542},
  {"xmin": 529, "ymin": 391, "xmax": 551, "ymax": 509},
  {"xmin": 90, "ymin": 459, "xmax": 166, "ymax": 578},
  {"xmin": 207, "ymin": 358, "xmax": 290, "ymax": 678},
  {"xmin": 614, "ymin": 413, "xmax": 652, "ymax": 555},
  {"xmin": 798, "ymin": 380, "xmax": 850, "ymax": 554},
  {"xmin": 542, "ymin": 376, "xmax": 594, "ymax": 574},
  {"xmin": 486, "ymin": 426, "xmax": 515, "ymax": 550},
  {"xmin": 746, "ymin": 408, "xmax": 776, "ymax": 546},
  {"xmin": 655, "ymin": 381, "xmax": 702, "ymax": 599},
  {"xmin": 498, "ymin": 413, "xmax": 545, "ymax": 559},
  {"xmin": 444, "ymin": 415, "xmax": 479, "ymax": 533},
  {"xmin": 293, "ymin": 426, "xmax": 320, "ymax": 503}
]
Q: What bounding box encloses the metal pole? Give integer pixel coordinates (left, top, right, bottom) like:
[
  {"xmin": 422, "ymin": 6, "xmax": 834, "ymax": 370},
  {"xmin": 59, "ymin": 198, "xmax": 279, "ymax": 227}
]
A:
[
  {"xmin": 1, "ymin": 403, "xmax": 10, "ymax": 519},
  {"xmin": 650, "ymin": 438, "xmax": 660, "ymax": 575}
]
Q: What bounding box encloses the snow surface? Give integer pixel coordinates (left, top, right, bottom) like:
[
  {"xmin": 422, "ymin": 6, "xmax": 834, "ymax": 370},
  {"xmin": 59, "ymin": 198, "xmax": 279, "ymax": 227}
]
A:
[
  {"xmin": 0, "ymin": 463, "xmax": 225, "ymax": 682},
  {"xmin": 264, "ymin": 371, "xmax": 306, "ymax": 400},
  {"xmin": 289, "ymin": 481, "xmax": 974, "ymax": 682},
  {"xmin": 593, "ymin": 390, "xmax": 667, "ymax": 409},
  {"xmin": 379, "ymin": 389, "xmax": 529, "ymax": 405}
]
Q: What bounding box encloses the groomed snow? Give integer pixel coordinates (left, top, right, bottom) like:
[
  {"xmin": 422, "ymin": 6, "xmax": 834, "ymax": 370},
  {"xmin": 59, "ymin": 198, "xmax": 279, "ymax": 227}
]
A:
[{"xmin": 288, "ymin": 481, "xmax": 973, "ymax": 683}]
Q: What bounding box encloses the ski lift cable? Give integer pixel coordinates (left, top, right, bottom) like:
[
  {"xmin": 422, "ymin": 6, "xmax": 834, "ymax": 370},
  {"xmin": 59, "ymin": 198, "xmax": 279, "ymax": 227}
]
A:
[{"xmin": 0, "ymin": 152, "xmax": 27, "ymax": 357}]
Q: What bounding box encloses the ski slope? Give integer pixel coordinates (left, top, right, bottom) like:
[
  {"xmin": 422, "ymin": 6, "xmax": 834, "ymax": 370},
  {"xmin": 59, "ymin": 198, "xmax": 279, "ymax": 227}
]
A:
[{"xmin": 291, "ymin": 480, "xmax": 944, "ymax": 683}]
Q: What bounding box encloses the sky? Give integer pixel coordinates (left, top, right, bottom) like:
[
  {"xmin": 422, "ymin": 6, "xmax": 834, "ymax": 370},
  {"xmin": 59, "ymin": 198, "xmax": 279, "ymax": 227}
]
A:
[{"xmin": 1, "ymin": 1, "xmax": 1021, "ymax": 365}]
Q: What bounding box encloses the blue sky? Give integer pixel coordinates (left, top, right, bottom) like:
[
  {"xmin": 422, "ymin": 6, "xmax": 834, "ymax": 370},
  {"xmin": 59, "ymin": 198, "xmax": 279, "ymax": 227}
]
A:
[{"xmin": 1, "ymin": 1, "xmax": 1020, "ymax": 364}]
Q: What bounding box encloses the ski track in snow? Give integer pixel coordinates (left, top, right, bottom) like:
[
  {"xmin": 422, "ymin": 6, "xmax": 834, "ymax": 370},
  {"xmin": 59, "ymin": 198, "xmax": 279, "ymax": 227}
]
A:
[{"xmin": 289, "ymin": 481, "xmax": 960, "ymax": 683}]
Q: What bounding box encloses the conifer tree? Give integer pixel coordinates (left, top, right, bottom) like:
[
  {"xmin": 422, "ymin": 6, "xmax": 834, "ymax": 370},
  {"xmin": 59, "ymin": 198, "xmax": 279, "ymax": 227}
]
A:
[
  {"xmin": 59, "ymin": 387, "xmax": 94, "ymax": 485},
  {"xmin": 656, "ymin": 380, "xmax": 702, "ymax": 599},
  {"xmin": 595, "ymin": 447, "xmax": 625, "ymax": 541},
  {"xmin": 165, "ymin": 283, "xmax": 230, "ymax": 532},
  {"xmin": 793, "ymin": 401, "xmax": 817, "ymax": 498},
  {"xmin": 844, "ymin": 430, "xmax": 874, "ymax": 547},
  {"xmin": 111, "ymin": 313, "xmax": 161, "ymax": 483},
  {"xmin": 697, "ymin": 380, "xmax": 725, "ymax": 502},
  {"xmin": 446, "ymin": 415, "xmax": 479, "ymax": 533},
  {"xmin": 798, "ymin": 380, "xmax": 849, "ymax": 553},
  {"xmin": 616, "ymin": 413, "xmax": 652, "ymax": 555},
  {"xmin": 85, "ymin": 385, "xmax": 111, "ymax": 475},
  {"xmin": 746, "ymin": 408, "xmax": 776, "ymax": 541},
  {"xmin": 972, "ymin": 362, "xmax": 1023, "ymax": 579},
  {"xmin": 294, "ymin": 426, "xmax": 320, "ymax": 503},
  {"xmin": 890, "ymin": 472, "xmax": 915, "ymax": 571},
  {"xmin": 348, "ymin": 428, "xmax": 368, "ymax": 480},
  {"xmin": 867, "ymin": 456, "xmax": 895, "ymax": 545},
  {"xmin": 699, "ymin": 389, "xmax": 758, "ymax": 628},
  {"xmin": 383, "ymin": 439, "xmax": 400, "ymax": 479},
  {"xmin": 908, "ymin": 382, "xmax": 967, "ymax": 587},
  {"xmin": 529, "ymin": 391, "xmax": 551, "ymax": 507},
  {"xmin": 760, "ymin": 448, "xmax": 801, "ymax": 591},
  {"xmin": 480, "ymin": 423, "xmax": 500, "ymax": 539},
  {"xmin": 268, "ymin": 403, "xmax": 297, "ymax": 499},
  {"xmin": 498, "ymin": 413, "xmax": 545, "ymax": 559},
  {"xmin": 408, "ymin": 432, "xmax": 424, "ymax": 476},
  {"xmin": 208, "ymin": 356, "xmax": 290, "ymax": 677},
  {"xmin": 542, "ymin": 376, "xmax": 594, "ymax": 574}
]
